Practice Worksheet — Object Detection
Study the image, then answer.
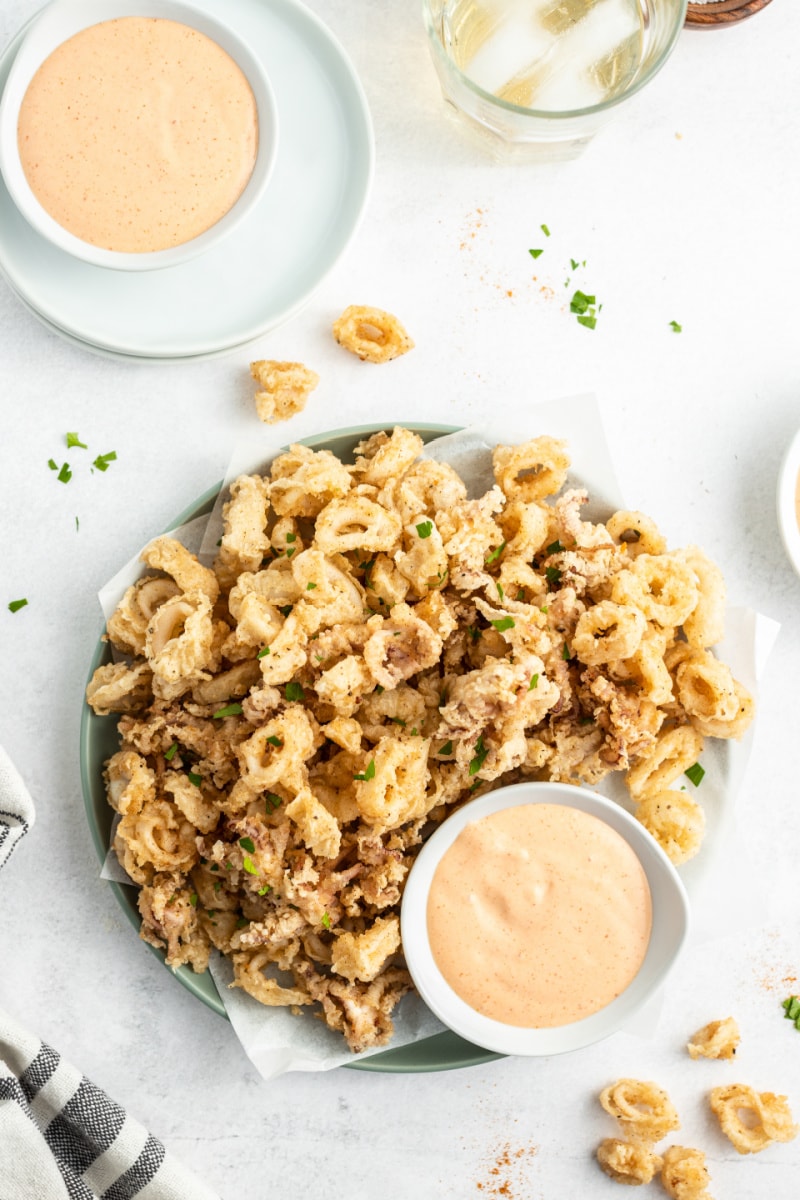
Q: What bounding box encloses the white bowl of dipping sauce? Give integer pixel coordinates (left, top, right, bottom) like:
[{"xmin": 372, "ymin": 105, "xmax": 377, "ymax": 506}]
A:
[
  {"xmin": 777, "ymin": 428, "xmax": 800, "ymax": 580},
  {"xmin": 401, "ymin": 782, "xmax": 690, "ymax": 1057},
  {"xmin": 0, "ymin": 0, "xmax": 278, "ymax": 270}
]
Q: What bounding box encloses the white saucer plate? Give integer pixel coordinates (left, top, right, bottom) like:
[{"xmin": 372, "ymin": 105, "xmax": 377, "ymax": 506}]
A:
[{"xmin": 0, "ymin": 0, "xmax": 373, "ymax": 359}]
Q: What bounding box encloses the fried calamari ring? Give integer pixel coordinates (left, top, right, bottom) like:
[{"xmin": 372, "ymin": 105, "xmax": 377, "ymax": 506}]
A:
[
  {"xmin": 599, "ymin": 1079, "xmax": 680, "ymax": 1144},
  {"xmin": 675, "ymin": 651, "xmax": 741, "ymax": 725},
  {"xmin": 573, "ymin": 600, "xmax": 647, "ymax": 666},
  {"xmin": 141, "ymin": 535, "xmax": 219, "ymax": 603},
  {"xmin": 118, "ymin": 798, "xmax": 198, "ymax": 874},
  {"xmin": 606, "ymin": 510, "xmax": 666, "ymax": 559},
  {"xmin": 626, "ymin": 726, "xmax": 704, "ymax": 801},
  {"xmin": 231, "ymin": 948, "xmax": 311, "ymax": 1007},
  {"xmin": 612, "ymin": 555, "xmax": 698, "ymax": 628},
  {"xmin": 144, "ymin": 591, "xmax": 215, "ymax": 701},
  {"xmin": 250, "ymin": 359, "xmax": 319, "ymax": 425},
  {"xmin": 106, "ymin": 576, "xmax": 181, "ymax": 656},
  {"xmin": 269, "ymin": 444, "xmax": 352, "ymax": 518},
  {"xmin": 352, "ymin": 427, "xmax": 423, "ymax": 485},
  {"xmin": 332, "ymin": 305, "xmax": 414, "ymax": 363},
  {"xmin": 709, "ymin": 1084, "xmax": 798, "ymax": 1154},
  {"xmin": 687, "ymin": 1016, "xmax": 740, "ymax": 1060},
  {"xmin": 105, "ymin": 749, "xmax": 156, "ymax": 816},
  {"xmin": 660, "ymin": 1145, "xmax": 713, "ymax": 1200},
  {"xmin": 353, "ymin": 735, "xmax": 433, "ymax": 832},
  {"xmin": 679, "ymin": 545, "xmax": 726, "ymax": 649},
  {"xmin": 314, "ymin": 495, "xmax": 402, "ymax": 555},
  {"xmin": 596, "ymin": 1138, "xmax": 663, "ymax": 1185},
  {"xmin": 86, "ymin": 660, "xmax": 153, "ymax": 716},
  {"xmin": 635, "ymin": 790, "xmax": 705, "ymax": 866},
  {"xmin": 492, "ymin": 436, "xmax": 569, "ymax": 503}
]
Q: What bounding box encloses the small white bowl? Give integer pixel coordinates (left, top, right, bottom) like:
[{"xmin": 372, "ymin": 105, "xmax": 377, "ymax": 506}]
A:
[
  {"xmin": 0, "ymin": 0, "xmax": 278, "ymax": 271},
  {"xmin": 777, "ymin": 428, "xmax": 800, "ymax": 579},
  {"xmin": 401, "ymin": 781, "xmax": 690, "ymax": 1057}
]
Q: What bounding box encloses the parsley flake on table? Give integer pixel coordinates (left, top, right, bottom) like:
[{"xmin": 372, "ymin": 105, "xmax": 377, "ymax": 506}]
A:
[
  {"xmin": 669, "ymin": 320, "xmax": 682, "ymax": 333},
  {"xmin": 529, "ymin": 248, "xmax": 544, "ymax": 259},
  {"xmin": 353, "ymin": 760, "xmax": 376, "ymax": 782},
  {"xmin": 541, "ymin": 223, "xmax": 551, "ymax": 237},
  {"xmin": 213, "ymin": 702, "xmax": 243, "ymax": 719},
  {"xmin": 577, "ymin": 314, "xmax": 597, "ymax": 330},
  {"xmin": 782, "ymin": 996, "xmax": 800, "ymax": 1027},
  {"xmin": 469, "ymin": 735, "xmax": 489, "ymax": 776},
  {"xmin": 92, "ymin": 451, "xmax": 117, "ymax": 472},
  {"xmin": 8, "ymin": 599, "xmax": 28, "ymax": 613},
  {"xmin": 416, "ymin": 520, "xmax": 433, "ymax": 539},
  {"xmin": 48, "ymin": 459, "xmax": 57, "ymax": 471},
  {"xmin": 66, "ymin": 432, "xmax": 88, "ymax": 449},
  {"xmin": 684, "ymin": 762, "xmax": 705, "ymax": 787},
  {"xmin": 57, "ymin": 462, "xmax": 72, "ymax": 483}
]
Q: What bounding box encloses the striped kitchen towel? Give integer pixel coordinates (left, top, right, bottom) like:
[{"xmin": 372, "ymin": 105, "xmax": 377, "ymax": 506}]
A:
[{"xmin": 0, "ymin": 747, "xmax": 220, "ymax": 1200}]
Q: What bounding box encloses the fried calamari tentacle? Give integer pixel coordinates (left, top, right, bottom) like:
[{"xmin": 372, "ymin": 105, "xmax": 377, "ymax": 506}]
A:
[{"xmin": 596, "ymin": 1138, "xmax": 663, "ymax": 1185}]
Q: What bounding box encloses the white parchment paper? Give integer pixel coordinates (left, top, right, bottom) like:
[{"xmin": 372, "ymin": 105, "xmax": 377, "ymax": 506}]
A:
[{"xmin": 96, "ymin": 395, "xmax": 778, "ymax": 1077}]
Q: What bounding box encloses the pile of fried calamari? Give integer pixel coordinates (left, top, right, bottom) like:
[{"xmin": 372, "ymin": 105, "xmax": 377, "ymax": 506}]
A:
[{"xmin": 86, "ymin": 428, "xmax": 754, "ymax": 1052}]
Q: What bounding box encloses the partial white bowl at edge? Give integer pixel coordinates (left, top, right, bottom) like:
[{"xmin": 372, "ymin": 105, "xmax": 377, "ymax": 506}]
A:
[
  {"xmin": 777, "ymin": 428, "xmax": 800, "ymax": 580},
  {"xmin": 400, "ymin": 781, "xmax": 690, "ymax": 1057},
  {"xmin": 0, "ymin": 0, "xmax": 278, "ymax": 271}
]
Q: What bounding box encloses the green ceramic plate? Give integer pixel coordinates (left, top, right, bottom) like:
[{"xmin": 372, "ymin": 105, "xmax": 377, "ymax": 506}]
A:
[{"xmin": 79, "ymin": 423, "xmax": 502, "ymax": 1073}]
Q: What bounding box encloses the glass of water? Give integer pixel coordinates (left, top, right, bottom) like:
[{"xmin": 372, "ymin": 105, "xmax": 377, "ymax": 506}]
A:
[{"xmin": 423, "ymin": 0, "xmax": 688, "ymax": 161}]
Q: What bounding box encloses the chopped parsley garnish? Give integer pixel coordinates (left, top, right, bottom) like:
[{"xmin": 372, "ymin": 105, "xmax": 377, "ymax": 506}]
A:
[
  {"xmin": 438, "ymin": 740, "xmax": 453, "ymax": 756},
  {"xmin": 187, "ymin": 772, "xmax": 203, "ymax": 787},
  {"xmin": 213, "ymin": 881, "xmax": 221, "ymax": 894},
  {"xmin": 66, "ymin": 432, "xmax": 87, "ymax": 449},
  {"xmin": 375, "ymin": 685, "xmax": 385, "ymax": 694},
  {"xmin": 189, "ymin": 893, "xmax": 198, "ymax": 907},
  {"xmin": 236, "ymin": 918, "xmax": 248, "ymax": 929},
  {"xmin": 540, "ymin": 604, "xmax": 549, "ymax": 614},
  {"xmin": 321, "ymin": 913, "xmax": 332, "ymax": 930},
  {"xmin": 669, "ymin": 320, "xmax": 682, "ymax": 333},
  {"xmin": 57, "ymin": 462, "xmax": 72, "ymax": 484},
  {"xmin": 75, "ymin": 517, "xmax": 79, "ymax": 532},
  {"xmin": 266, "ymin": 794, "xmax": 282, "ymax": 811},
  {"xmin": 285, "ymin": 532, "xmax": 296, "ymax": 543},
  {"xmin": 577, "ymin": 314, "xmax": 597, "ymax": 330},
  {"xmin": 353, "ymin": 760, "xmax": 376, "ymax": 782},
  {"xmin": 545, "ymin": 566, "xmax": 562, "ymax": 586},
  {"xmin": 562, "ymin": 642, "xmax": 572, "ymax": 661},
  {"xmin": 238, "ymin": 836, "xmax": 256, "ymax": 853},
  {"xmin": 490, "ymin": 616, "xmax": 515, "ymax": 632},
  {"xmin": 278, "ymin": 604, "xmax": 293, "ymax": 617},
  {"xmin": 210, "ymin": 863, "xmax": 219, "ymax": 872},
  {"xmin": 48, "ymin": 459, "xmax": 57, "ymax": 471},
  {"xmin": 306, "ymin": 582, "xmax": 317, "ymax": 590},
  {"xmin": 286, "ymin": 547, "xmax": 295, "ymax": 558},
  {"xmin": 496, "ymin": 583, "xmax": 504, "ymax": 601},
  {"xmin": 257, "ymin": 884, "xmax": 272, "ymax": 895},
  {"xmin": 467, "ymin": 625, "xmax": 481, "ymax": 643},
  {"xmin": 546, "ymin": 540, "xmax": 565, "ymax": 554},
  {"xmin": 782, "ymin": 996, "xmax": 800, "ymax": 1025},
  {"xmin": 213, "ymin": 702, "xmax": 243, "ymax": 719},
  {"xmin": 258, "ymin": 646, "xmax": 270, "ymax": 658},
  {"xmin": 570, "ymin": 290, "xmax": 595, "ymax": 314},
  {"xmin": 164, "ymin": 742, "xmax": 178, "ymax": 761},
  {"xmin": 410, "ymin": 727, "xmax": 418, "ymax": 737},
  {"xmin": 529, "ymin": 673, "xmax": 539, "ymax": 690},
  {"xmin": 285, "ymin": 682, "xmax": 305, "ymax": 702},
  {"xmin": 485, "ymin": 541, "xmax": 506, "ymax": 565},
  {"xmin": 570, "ymin": 259, "xmax": 580, "ymax": 272},
  {"xmin": 516, "ymin": 588, "xmax": 525, "ymax": 601},
  {"xmin": 469, "ymin": 779, "xmax": 481, "ymax": 793},
  {"xmin": 416, "ymin": 520, "xmax": 433, "ymax": 539},
  {"xmin": 469, "ymin": 735, "xmax": 489, "ymax": 776},
  {"xmin": 242, "ymin": 856, "xmax": 258, "ymax": 876},
  {"xmin": 685, "ymin": 762, "xmax": 705, "ymax": 787},
  {"xmin": 265, "ymin": 735, "xmax": 283, "ymax": 748},
  {"xmin": 541, "ymin": 223, "xmax": 551, "ymax": 237},
  {"xmin": 92, "ymin": 451, "xmax": 117, "ymax": 472},
  {"xmin": 8, "ymin": 599, "xmax": 28, "ymax": 613},
  {"xmin": 389, "ymin": 717, "xmax": 407, "ymax": 726},
  {"xmin": 529, "ymin": 248, "xmax": 544, "ymax": 259}
]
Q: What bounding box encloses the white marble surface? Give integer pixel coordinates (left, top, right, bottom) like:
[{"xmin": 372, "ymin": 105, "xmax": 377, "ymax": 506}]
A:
[{"xmin": 2, "ymin": 1, "xmax": 800, "ymax": 1196}]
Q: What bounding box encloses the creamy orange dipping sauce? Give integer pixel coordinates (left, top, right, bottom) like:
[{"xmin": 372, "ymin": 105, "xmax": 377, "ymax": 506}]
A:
[
  {"xmin": 427, "ymin": 803, "xmax": 652, "ymax": 1028},
  {"xmin": 17, "ymin": 17, "xmax": 258, "ymax": 253}
]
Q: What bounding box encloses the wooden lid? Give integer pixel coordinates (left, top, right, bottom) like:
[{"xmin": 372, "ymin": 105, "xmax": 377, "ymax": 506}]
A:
[{"xmin": 685, "ymin": 0, "xmax": 773, "ymax": 28}]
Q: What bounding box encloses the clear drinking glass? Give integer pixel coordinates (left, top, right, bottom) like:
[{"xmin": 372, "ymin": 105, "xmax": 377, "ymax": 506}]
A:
[{"xmin": 423, "ymin": 0, "xmax": 688, "ymax": 161}]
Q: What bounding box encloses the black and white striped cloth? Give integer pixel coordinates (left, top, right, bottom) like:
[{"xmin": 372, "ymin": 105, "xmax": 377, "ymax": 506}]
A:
[{"xmin": 0, "ymin": 747, "xmax": 220, "ymax": 1200}]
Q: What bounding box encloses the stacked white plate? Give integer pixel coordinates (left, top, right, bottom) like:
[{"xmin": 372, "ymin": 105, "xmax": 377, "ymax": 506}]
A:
[{"xmin": 0, "ymin": 0, "xmax": 374, "ymax": 362}]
